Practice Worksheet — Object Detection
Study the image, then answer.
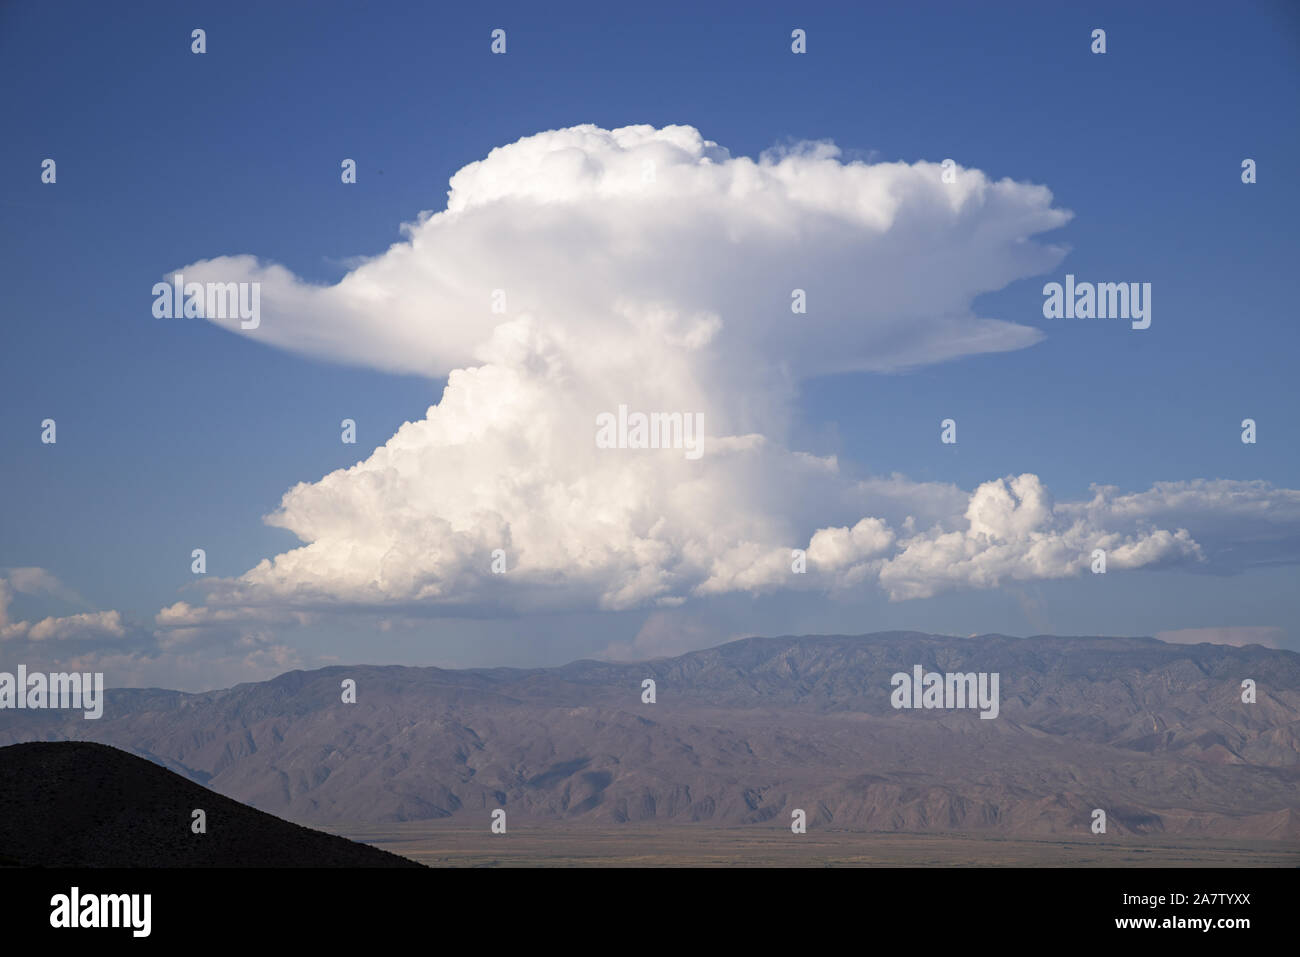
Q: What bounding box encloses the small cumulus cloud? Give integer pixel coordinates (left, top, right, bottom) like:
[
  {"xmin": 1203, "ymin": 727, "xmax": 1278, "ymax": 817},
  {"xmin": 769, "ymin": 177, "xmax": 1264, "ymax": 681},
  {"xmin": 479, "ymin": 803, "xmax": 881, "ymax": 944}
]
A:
[
  {"xmin": 0, "ymin": 570, "xmax": 312, "ymax": 691},
  {"xmin": 0, "ymin": 570, "xmax": 122, "ymax": 642}
]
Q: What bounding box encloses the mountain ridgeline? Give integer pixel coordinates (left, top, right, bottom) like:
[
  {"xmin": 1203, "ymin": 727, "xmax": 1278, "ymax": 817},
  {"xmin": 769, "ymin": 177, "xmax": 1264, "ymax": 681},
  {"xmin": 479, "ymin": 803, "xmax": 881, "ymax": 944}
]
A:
[{"xmin": 1, "ymin": 633, "xmax": 1297, "ymax": 839}]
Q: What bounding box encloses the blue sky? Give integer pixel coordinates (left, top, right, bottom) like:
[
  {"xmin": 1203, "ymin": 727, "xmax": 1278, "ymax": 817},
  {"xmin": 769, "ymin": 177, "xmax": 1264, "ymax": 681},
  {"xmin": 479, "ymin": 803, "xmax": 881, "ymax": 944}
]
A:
[{"xmin": 1, "ymin": 1, "xmax": 1298, "ymax": 688}]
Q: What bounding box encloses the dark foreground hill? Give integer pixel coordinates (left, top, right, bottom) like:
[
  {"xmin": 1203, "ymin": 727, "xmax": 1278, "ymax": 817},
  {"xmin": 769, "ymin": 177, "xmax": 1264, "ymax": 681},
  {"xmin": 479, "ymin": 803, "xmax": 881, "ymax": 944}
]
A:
[
  {"xmin": 0, "ymin": 742, "xmax": 421, "ymax": 867},
  {"xmin": 2, "ymin": 633, "xmax": 1298, "ymax": 840}
]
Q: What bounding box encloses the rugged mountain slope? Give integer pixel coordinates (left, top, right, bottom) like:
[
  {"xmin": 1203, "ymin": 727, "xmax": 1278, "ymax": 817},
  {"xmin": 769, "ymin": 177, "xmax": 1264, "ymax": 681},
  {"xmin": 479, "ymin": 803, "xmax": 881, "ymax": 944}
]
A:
[
  {"xmin": 0, "ymin": 741, "xmax": 421, "ymax": 866},
  {"xmin": 1, "ymin": 633, "xmax": 1297, "ymax": 838}
]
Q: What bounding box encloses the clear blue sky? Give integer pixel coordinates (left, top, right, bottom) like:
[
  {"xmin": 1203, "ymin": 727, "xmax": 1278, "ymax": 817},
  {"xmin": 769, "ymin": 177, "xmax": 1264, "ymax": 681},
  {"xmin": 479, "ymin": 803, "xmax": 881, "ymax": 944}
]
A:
[{"xmin": 2, "ymin": 0, "xmax": 1298, "ymax": 686}]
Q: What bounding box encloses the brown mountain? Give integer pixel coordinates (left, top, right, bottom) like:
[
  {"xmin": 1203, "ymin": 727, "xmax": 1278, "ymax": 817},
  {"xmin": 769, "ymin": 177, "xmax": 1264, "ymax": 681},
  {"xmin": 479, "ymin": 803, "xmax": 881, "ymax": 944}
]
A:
[
  {"xmin": 0, "ymin": 741, "xmax": 421, "ymax": 867},
  {"xmin": 1, "ymin": 633, "xmax": 1297, "ymax": 839}
]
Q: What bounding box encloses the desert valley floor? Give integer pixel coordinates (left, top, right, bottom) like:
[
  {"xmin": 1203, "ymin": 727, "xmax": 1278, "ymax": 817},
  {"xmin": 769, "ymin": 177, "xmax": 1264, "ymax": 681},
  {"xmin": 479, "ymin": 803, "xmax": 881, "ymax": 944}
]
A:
[{"xmin": 338, "ymin": 823, "xmax": 1300, "ymax": 867}]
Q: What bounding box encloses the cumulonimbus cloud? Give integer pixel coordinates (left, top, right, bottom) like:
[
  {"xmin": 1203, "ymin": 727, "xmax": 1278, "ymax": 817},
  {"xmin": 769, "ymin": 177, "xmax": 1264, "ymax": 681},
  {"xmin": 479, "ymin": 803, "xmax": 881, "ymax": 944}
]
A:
[{"xmin": 162, "ymin": 124, "xmax": 1298, "ymax": 616}]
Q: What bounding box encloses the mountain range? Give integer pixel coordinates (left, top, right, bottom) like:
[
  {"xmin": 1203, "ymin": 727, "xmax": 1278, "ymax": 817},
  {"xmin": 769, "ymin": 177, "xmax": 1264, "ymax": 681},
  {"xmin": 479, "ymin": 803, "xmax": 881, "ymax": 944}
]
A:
[{"xmin": 1, "ymin": 633, "xmax": 1296, "ymax": 840}]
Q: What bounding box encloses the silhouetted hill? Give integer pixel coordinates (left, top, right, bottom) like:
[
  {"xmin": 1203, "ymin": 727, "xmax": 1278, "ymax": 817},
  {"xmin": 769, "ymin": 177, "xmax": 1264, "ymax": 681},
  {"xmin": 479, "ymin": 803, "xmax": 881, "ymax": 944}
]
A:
[
  {"xmin": 2, "ymin": 633, "xmax": 1297, "ymax": 838},
  {"xmin": 0, "ymin": 742, "xmax": 421, "ymax": 867}
]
